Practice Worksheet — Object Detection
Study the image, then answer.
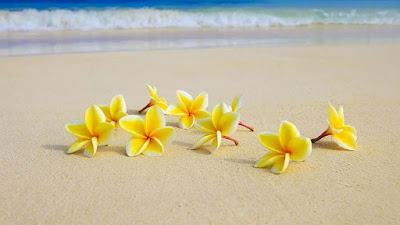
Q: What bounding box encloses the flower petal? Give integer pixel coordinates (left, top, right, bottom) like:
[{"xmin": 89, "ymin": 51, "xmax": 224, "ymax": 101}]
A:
[
  {"xmin": 150, "ymin": 126, "xmax": 174, "ymax": 144},
  {"xmin": 85, "ymin": 105, "xmax": 106, "ymax": 135},
  {"xmin": 65, "ymin": 123, "xmax": 92, "ymax": 139},
  {"xmin": 279, "ymin": 120, "xmax": 300, "ymax": 149},
  {"xmin": 167, "ymin": 104, "xmax": 187, "ymax": 116},
  {"xmin": 211, "ymin": 103, "xmax": 230, "ymax": 128},
  {"xmin": 343, "ymin": 125, "xmax": 357, "ymax": 137},
  {"xmin": 115, "ymin": 111, "xmax": 128, "ymax": 120},
  {"xmin": 332, "ymin": 129, "xmax": 357, "ymax": 150},
  {"xmin": 219, "ymin": 111, "xmax": 240, "ymax": 136},
  {"xmin": 158, "ymin": 98, "xmax": 167, "ymax": 104},
  {"xmin": 67, "ymin": 139, "xmax": 91, "ymax": 154},
  {"xmin": 98, "ymin": 105, "xmax": 112, "ymax": 122},
  {"xmin": 337, "ymin": 106, "xmax": 344, "ymax": 126},
  {"xmin": 287, "ymin": 136, "xmax": 312, "ymax": 161},
  {"xmin": 195, "ymin": 118, "xmax": 216, "ymax": 134},
  {"xmin": 254, "ymin": 152, "xmax": 282, "ymax": 168},
  {"xmin": 231, "ymin": 94, "xmax": 243, "ymax": 112},
  {"xmin": 150, "ymin": 97, "xmax": 159, "ymax": 105},
  {"xmin": 328, "ymin": 103, "xmax": 344, "ymax": 129},
  {"xmin": 222, "ymin": 102, "xmax": 230, "ymax": 113},
  {"xmin": 329, "ymin": 125, "xmax": 343, "ymax": 134},
  {"xmin": 126, "ymin": 138, "xmax": 149, "ymax": 157},
  {"xmin": 271, "ymin": 153, "xmax": 290, "ymax": 174},
  {"xmin": 146, "ymin": 84, "xmax": 158, "ymax": 99},
  {"xmin": 191, "ymin": 134, "xmax": 215, "ymax": 150},
  {"xmin": 177, "ymin": 90, "xmax": 193, "ymax": 110},
  {"xmin": 94, "ymin": 122, "xmax": 115, "ymax": 145},
  {"xmin": 143, "ymin": 138, "xmax": 164, "ymax": 156},
  {"xmin": 179, "ymin": 115, "xmax": 195, "ymax": 129},
  {"xmin": 211, "ymin": 130, "xmax": 222, "ymax": 152},
  {"xmin": 155, "ymin": 98, "xmax": 168, "ymax": 112},
  {"xmin": 119, "ymin": 115, "xmax": 146, "ymax": 138},
  {"xmin": 258, "ymin": 132, "xmax": 285, "ymax": 153},
  {"xmin": 192, "ymin": 110, "xmax": 211, "ymax": 121},
  {"xmin": 110, "ymin": 95, "xmax": 127, "ymax": 118},
  {"xmin": 328, "ymin": 102, "xmax": 338, "ymax": 123},
  {"xmin": 84, "ymin": 137, "xmax": 98, "ymax": 158},
  {"xmin": 145, "ymin": 106, "xmax": 166, "ymax": 135},
  {"xmin": 190, "ymin": 92, "xmax": 208, "ymax": 111}
]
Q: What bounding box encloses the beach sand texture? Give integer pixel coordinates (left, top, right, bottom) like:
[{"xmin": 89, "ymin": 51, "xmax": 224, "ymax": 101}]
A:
[{"xmin": 1, "ymin": 44, "xmax": 399, "ymax": 224}]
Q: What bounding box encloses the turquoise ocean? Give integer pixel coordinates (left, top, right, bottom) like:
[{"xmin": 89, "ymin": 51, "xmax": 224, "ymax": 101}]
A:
[{"xmin": 1, "ymin": 0, "xmax": 400, "ymax": 55}]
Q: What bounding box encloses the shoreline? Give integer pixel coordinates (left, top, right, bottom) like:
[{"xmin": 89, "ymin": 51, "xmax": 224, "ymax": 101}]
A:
[{"xmin": 1, "ymin": 25, "xmax": 400, "ymax": 56}]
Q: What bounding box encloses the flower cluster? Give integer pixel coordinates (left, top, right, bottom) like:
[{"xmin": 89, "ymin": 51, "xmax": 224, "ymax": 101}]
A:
[
  {"xmin": 66, "ymin": 93, "xmax": 174, "ymax": 158},
  {"xmin": 65, "ymin": 84, "xmax": 357, "ymax": 174},
  {"xmin": 253, "ymin": 103, "xmax": 357, "ymax": 173}
]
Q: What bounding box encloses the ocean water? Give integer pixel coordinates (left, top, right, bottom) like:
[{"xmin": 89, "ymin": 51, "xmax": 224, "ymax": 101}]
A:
[
  {"xmin": 1, "ymin": 0, "xmax": 400, "ymax": 56},
  {"xmin": 1, "ymin": 0, "xmax": 400, "ymax": 31}
]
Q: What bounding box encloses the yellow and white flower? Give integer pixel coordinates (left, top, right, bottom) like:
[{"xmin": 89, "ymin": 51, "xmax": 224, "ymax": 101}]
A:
[
  {"xmin": 192, "ymin": 103, "xmax": 240, "ymax": 152},
  {"xmin": 228, "ymin": 94, "xmax": 254, "ymax": 131},
  {"xmin": 138, "ymin": 84, "xmax": 168, "ymax": 113},
  {"xmin": 254, "ymin": 121, "xmax": 312, "ymax": 174},
  {"xmin": 119, "ymin": 106, "xmax": 174, "ymax": 157},
  {"xmin": 312, "ymin": 103, "xmax": 357, "ymax": 150},
  {"xmin": 167, "ymin": 90, "xmax": 210, "ymax": 129},
  {"xmin": 98, "ymin": 94, "xmax": 128, "ymax": 128},
  {"xmin": 66, "ymin": 105, "xmax": 115, "ymax": 157}
]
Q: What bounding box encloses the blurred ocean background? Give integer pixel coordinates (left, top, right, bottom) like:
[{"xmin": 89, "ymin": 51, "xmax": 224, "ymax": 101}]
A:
[{"xmin": 1, "ymin": 0, "xmax": 400, "ymax": 56}]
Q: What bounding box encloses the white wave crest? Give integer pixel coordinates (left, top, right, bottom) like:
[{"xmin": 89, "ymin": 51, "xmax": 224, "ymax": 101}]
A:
[{"xmin": 1, "ymin": 8, "xmax": 400, "ymax": 31}]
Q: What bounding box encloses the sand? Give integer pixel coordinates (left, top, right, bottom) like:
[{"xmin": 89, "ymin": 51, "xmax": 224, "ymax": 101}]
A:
[{"xmin": 1, "ymin": 44, "xmax": 399, "ymax": 224}]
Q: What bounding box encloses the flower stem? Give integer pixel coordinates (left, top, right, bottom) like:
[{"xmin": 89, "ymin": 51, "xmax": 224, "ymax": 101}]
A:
[
  {"xmin": 138, "ymin": 102, "xmax": 152, "ymax": 114},
  {"xmin": 239, "ymin": 121, "xmax": 254, "ymax": 131},
  {"xmin": 223, "ymin": 136, "xmax": 239, "ymax": 146},
  {"xmin": 311, "ymin": 127, "xmax": 332, "ymax": 143}
]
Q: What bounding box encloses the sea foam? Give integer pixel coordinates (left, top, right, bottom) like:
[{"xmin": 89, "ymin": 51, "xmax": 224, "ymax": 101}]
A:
[{"xmin": 1, "ymin": 8, "xmax": 400, "ymax": 31}]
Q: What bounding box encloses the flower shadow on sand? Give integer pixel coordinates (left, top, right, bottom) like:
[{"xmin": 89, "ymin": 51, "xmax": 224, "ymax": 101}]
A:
[
  {"xmin": 42, "ymin": 144, "xmax": 69, "ymax": 151},
  {"xmin": 313, "ymin": 141, "xmax": 352, "ymax": 151},
  {"xmin": 42, "ymin": 144, "xmax": 125, "ymax": 156}
]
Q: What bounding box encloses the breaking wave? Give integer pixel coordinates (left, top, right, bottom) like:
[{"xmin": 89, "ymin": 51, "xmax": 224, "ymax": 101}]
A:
[{"xmin": 1, "ymin": 8, "xmax": 400, "ymax": 31}]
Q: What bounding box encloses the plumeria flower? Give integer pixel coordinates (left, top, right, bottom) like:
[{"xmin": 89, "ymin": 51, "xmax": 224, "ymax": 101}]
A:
[
  {"xmin": 138, "ymin": 84, "xmax": 168, "ymax": 113},
  {"xmin": 167, "ymin": 90, "xmax": 210, "ymax": 129},
  {"xmin": 228, "ymin": 94, "xmax": 254, "ymax": 131},
  {"xmin": 254, "ymin": 121, "xmax": 312, "ymax": 174},
  {"xmin": 191, "ymin": 103, "xmax": 240, "ymax": 152},
  {"xmin": 65, "ymin": 105, "xmax": 115, "ymax": 157},
  {"xmin": 98, "ymin": 94, "xmax": 128, "ymax": 128},
  {"xmin": 119, "ymin": 106, "xmax": 174, "ymax": 157},
  {"xmin": 311, "ymin": 103, "xmax": 357, "ymax": 150}
]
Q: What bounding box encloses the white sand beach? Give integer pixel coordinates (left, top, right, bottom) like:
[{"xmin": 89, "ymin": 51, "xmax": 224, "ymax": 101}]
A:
[{"xmin": 1, "ymin": 44, "xmax": 400, "ymax": 224}]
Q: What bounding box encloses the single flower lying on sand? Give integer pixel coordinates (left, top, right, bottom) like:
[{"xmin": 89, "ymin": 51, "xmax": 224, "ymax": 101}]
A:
[
  {"xmin": 254, "ymin": 121, "xmax": 312, "ymax": 174},
  {"xmin": 119, "ymin": 106, "xmax": 174, "ymax": 157},
  {"xmin": 311, "ymin": 103, "xmax": 357, "ymax": 150},
  {"xmin": 98, "ymin": 94, "xmax": 128, "ymax": 128},
  {"xmin": 192, "ymin": 103, "xmax": 240, "ymax": 152},
  {"xmin": 228, "ymin": 94, "xmax": 254, "ymax": 131},
  {"xmin": 138, "ymin": 84, "xmax": 168, "ymax": 113},
  {"xmin": 65, "ymin": 105, "xmax": 115, "ymax": 157},
  {"xmin": 167, "ymin": 90, "xmax": 210, "ymax": 129}
]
